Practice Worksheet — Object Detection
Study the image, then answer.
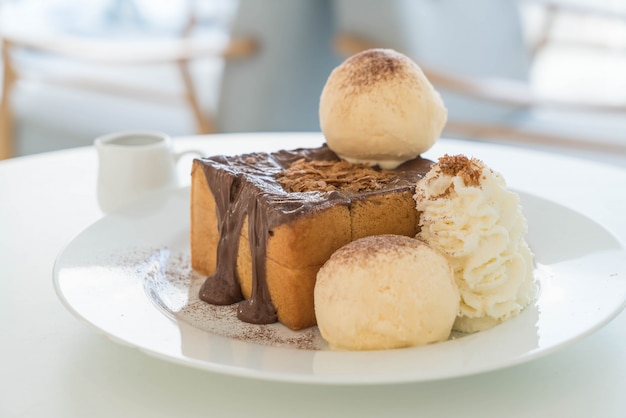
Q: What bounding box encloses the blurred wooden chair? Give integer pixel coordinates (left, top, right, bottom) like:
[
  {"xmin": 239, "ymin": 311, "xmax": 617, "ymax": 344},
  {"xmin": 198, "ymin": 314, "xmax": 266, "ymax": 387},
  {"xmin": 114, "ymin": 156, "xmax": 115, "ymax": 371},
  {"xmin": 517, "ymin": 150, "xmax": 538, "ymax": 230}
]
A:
[
  {"xmin": 0, "ymin": 3, "xmax": 258, "ymax": 160},
  {"xmin": 333, "ymin": 32, "xmax": 626, "ymax": 157},
  {"xmin": 522, "ymin": 0, "xmax": 626, "ymax": 58}
]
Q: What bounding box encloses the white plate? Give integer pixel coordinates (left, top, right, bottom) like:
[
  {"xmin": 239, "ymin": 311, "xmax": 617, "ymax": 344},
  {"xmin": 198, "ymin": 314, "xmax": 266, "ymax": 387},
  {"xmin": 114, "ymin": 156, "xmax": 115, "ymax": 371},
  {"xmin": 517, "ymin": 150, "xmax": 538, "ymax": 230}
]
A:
[{"xmin": 53, "ymin": 136, "xmax": 626, "ymax": 385}]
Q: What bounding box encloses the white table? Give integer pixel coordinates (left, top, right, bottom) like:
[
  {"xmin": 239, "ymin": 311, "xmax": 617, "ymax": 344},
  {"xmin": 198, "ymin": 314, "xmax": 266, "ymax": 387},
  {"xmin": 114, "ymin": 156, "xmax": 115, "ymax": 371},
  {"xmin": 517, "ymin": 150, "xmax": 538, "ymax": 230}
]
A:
[{"xmin": 1, "ymin": 132, "xmax": 625, "ymax": 418}]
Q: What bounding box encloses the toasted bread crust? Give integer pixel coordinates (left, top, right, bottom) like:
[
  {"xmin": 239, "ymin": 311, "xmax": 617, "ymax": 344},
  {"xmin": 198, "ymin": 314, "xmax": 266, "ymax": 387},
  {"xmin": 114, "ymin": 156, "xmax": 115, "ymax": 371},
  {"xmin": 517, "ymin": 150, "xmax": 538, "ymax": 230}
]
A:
[{"xmin": 191, "ymin": 151, "xmax": 425, "ymax": 330}]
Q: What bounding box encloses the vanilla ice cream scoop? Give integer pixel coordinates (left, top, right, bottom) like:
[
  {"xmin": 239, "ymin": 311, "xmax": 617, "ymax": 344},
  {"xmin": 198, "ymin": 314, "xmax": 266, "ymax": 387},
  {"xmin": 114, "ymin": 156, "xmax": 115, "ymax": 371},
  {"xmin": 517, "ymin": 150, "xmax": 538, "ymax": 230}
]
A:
[
  {"xmin": 414, "ymin": 155, "xmax": 536, "ymax": 333},
  {"xmin": 314, "ymin": 235, "xmax": 459, "ymax": 350},
  {"xmin": 319, "ymin": 49, "xmax": 447, "ymax": 169}
]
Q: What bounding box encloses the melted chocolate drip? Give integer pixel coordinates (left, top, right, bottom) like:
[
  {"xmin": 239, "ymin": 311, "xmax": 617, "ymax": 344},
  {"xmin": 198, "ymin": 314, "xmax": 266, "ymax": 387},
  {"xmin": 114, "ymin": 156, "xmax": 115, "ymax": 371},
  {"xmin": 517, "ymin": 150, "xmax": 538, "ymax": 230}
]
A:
[
  {"xmin": 198, "ymin": 173, "xmax": 244, "ymax": 305},
  {"xmin": 237, "ymin": 196, "xmax": 277, "ymax": 323},
  {"xmin": 197, "ymin": 145, "xmax": 432, "ymax": 325}
]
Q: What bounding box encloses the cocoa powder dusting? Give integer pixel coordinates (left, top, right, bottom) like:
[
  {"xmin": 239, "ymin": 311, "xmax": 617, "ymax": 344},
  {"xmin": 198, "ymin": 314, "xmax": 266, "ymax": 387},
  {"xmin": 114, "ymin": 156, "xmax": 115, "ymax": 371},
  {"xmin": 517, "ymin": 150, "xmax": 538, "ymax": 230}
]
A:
[
  {"xmin": 331, "ymin": 234, "xmax": 427, "ymax": 266},
  {"xmin": 133, "ymin": 247, "xmax": 326, "ymax": 350},
  {"xmin": 437, "ymin": 154, "xmax": 484, "ymax": 187},
  {"xmin": 339, "ymin": 49, "xmax": 411, "ymax": 93},
  {"xmin": 276, "ymin": 158, "xmax": 395, "ymax": 193}
]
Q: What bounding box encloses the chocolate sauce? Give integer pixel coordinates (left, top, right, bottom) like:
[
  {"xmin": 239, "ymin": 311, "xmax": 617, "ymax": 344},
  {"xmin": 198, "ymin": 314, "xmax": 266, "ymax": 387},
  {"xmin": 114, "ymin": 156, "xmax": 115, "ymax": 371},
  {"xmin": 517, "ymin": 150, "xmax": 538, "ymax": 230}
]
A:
[
  {"xmin": 197, "ymin": 145, "xmax": 432, "ymax": 325},
  {"xmin": 198, "ymin": 171, "xmax": 244, "ymax": 305}
]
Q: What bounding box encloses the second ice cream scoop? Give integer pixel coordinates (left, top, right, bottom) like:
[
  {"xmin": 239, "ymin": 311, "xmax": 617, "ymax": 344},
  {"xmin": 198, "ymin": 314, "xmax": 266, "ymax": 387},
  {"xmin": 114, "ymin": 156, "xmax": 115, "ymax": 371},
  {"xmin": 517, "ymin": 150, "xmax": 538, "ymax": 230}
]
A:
[{"xmin": 314, "ymin": 234, "xmax": 459, "ymax": 350}]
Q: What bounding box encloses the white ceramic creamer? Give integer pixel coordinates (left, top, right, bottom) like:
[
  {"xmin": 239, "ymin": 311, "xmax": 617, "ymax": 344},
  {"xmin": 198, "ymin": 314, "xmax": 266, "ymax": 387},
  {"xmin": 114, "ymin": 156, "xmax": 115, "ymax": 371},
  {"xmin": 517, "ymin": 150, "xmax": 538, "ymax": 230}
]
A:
[{"xmin": 95, "ymin": 131, "xmax": 195, "ymax": 213}]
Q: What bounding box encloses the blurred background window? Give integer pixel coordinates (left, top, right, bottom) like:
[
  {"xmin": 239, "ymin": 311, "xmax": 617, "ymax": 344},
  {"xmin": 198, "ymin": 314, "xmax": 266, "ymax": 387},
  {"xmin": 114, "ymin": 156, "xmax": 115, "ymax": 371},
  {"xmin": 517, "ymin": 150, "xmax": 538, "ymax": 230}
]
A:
[{"xmin": 1, "ymin": 0, "xmax": 625, "ymax": 167}]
